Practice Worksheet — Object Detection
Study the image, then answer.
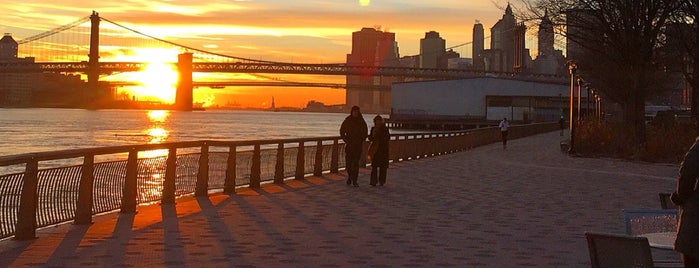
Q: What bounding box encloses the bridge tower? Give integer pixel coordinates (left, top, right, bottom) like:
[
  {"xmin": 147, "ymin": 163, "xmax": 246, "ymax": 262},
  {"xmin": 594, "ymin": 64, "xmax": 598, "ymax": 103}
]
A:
[
  {"xmin": 175, "ymin": 52, "xmax": 193, "ymax": 111},
  {"xmin": 87, "ymin": 11, "xmax": 100, "ymax": 104}
]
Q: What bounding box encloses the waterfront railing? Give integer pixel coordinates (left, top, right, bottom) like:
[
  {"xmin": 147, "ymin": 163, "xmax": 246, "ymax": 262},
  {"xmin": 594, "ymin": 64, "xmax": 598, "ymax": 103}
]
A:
[{"xmin": 0, "ymin": 123, "xmax": 557, "ymax": 240}]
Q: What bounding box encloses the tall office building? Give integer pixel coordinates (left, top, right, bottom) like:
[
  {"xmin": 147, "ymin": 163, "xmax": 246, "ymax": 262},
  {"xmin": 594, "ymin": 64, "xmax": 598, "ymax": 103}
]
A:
[
  {"xmin": 346, "ymin": 27, "xmax": 399, "ymax": 113},
  {"xmin": 532, "ymin": 10, "xmax": 566, "ymax": 75},
  {"xmin": 472, "ymin": 22, "xmax": 485, "ymax": 70},
  {"xmin": 482, "ymin": 3, "xmax": 528, "ymax": 72},
  {"xmin": 419, "ymin": 31, "xmax": 446, "ymax": 69},
  {"xmin": 537, "ymin": 10, "xmax": 554, "ymax": 58}
]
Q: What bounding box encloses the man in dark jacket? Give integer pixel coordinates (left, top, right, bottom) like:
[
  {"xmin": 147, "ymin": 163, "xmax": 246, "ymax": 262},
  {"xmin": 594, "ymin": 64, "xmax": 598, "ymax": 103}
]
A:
[
  {"xmin": 672, "ymin": 137, "xmax": 699, "ymax": 268},
  {"xmin": 340, "ymin": 106, "xmax": 367, "ymax": 187}
]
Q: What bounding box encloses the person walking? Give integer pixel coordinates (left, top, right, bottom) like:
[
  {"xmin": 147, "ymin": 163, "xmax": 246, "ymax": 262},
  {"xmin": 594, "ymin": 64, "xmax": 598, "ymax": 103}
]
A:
[
  {"xmin": 368, "ymin": 115, "xmax": 390, "ymax": 186},
  {"xmin": 671, "ymin": 137, "xmax": 699, "ymax": 268},
  {"xmin": 340, "ymin": 106, "xmax": 368, "ymax": 187},
  {"xmin": 559, "ymin": 116, "xmax": 565, "ymax": 136},
  {"xmin": 499, "ymin": 117, "xmax": 509, "ymax": 149}
]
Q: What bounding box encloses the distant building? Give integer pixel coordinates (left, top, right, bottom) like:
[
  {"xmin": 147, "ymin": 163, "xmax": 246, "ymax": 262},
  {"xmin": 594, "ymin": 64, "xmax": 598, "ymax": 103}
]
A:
[
  {"xmin": 480, "ymin": 4, "xmax": 529, "ymax": 73},
  {"xmin": 419, "ymin": 31, "xmax": 446, "ymax": 69},
  {"xmin": 531, "ymin": 10, "xmax": 566, "ymax": 75},
  {"xmin": 0, "ymin": 33, "xmax": 88, "ymax": 107},
  {"xmin": 391, "ymin": 77, "xmax": 578, "ymax": 127},
  {"xmin": 346, "ymin": 27, "xmax": 400, "ymax": 114},
  {"xmin": 472, "ymin": 22, "xmax": 485, "ymax": 70},
  {"xmin": 447, "ymin": 58, "xmax": 473, "ymax": 69},
  {"xmin": 0, "ymin": 33, "xmax": 18, "ymax": 60}
]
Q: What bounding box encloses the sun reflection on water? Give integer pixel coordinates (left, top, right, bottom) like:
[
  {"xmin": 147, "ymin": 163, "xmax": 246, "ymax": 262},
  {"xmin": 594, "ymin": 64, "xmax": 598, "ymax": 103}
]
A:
[{"xmin": 148, "ymin": 110, "xmax": 169, "ymax": 122}]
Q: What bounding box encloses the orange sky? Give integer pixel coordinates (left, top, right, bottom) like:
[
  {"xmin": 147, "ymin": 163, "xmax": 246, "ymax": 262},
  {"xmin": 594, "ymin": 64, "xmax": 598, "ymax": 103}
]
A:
[{"xmin": 1, "ymin": 0, "xmax": 556, "ymax": 108}]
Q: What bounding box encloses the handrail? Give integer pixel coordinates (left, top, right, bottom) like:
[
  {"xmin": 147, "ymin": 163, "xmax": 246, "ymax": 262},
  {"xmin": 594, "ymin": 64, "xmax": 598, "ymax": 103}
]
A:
[{"xmin": 0, "ymin": 122, "xmax": 557, "ymax": 240}]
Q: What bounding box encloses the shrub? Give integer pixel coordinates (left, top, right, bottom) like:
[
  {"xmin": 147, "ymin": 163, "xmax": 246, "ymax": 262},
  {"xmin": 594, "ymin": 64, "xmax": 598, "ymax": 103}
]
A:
[{"xmin": 574, "ymin": 120, "xmax": 696, "ymax": 163}]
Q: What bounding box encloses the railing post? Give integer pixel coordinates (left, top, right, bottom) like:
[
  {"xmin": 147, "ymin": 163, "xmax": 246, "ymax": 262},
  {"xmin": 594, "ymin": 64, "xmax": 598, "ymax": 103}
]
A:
[
  {"xmin": 250, "ymin": 144, "xmax": 261, "ymax": 188},
  {"xmin": 295, "ymin": 141, "xmax": 305, "ymax": 180},
  {"xmin": 274, "ymin": 143, "xmax": 285, "ymax": 184},
  {"xmin": 162, "ymin": 148, "xmax": 177, "ymax": 204},
  {"xmin": 223, "ymin": 146, "xmax": 237, "ymax": 194},
  {"xmin": 74, "ymin": 154, "xmax": 95, "ymax": 225},
  {"xmin": 121, "ymin": 149, "xmax": 138, "ymax": 213},
  {"xmin": 313, "ymin": 140, "xmax": 323, "ymax": 176},
  {"xmin": 330, "ymin": 139, "xmax": 339, "ymax": 173},
  {"xmin": 196, "ymin": 143, "xmax": 209, "ymax": 197},
  {"xmin": 15, "ymin": 158, "xmax": 39, "ymax": 240}
]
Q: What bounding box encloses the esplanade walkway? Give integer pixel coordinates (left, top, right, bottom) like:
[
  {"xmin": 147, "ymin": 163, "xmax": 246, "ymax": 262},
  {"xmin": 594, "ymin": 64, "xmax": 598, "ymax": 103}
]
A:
[{"xmin": 0, "ymin": 131, "xmax": 679, "ymax": 267}]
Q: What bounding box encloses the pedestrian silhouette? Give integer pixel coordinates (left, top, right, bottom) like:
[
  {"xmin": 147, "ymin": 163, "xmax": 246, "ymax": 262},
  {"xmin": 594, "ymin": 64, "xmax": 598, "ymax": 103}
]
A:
[
  {"xmin": 368, "ymin": 115, "xmax": 389, "ymax": 186},
  {"xmin": 671, "ymin": 137, "xmax": 699, "ymax": 268},
  {"xmin": 559, "ymin": 116, "xmax": 565, "ymax": 136},
  {"xmin": 340, "ymin": 106, "xmax": 367, "ymax": 187},
  {"xmin": 499, "ymin": 117, "xmax": 509, "ymax": 149}
]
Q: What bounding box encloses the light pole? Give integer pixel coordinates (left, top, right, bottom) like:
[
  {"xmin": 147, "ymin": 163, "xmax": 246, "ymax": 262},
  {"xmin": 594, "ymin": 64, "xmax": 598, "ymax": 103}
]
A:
[
  {"xmin": 568, "ymin": 61, "xmax": 577, "ymax": 153},
  {"xmin": 577, "ymin": 78, "xmax": 583, "ymax": 121},
  {"xmin": 596, "ymin": 95, "xmax": 601, "ymax": 119},
  {"xmin": 587, "ymin": 87, "xmax": 591, "ymax": 119}
]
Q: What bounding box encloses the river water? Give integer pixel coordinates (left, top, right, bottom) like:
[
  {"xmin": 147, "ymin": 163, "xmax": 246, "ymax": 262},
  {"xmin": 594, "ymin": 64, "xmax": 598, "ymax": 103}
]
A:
[{"xmin": 0, "ymin": 108, "xmax": 386, "ymax": 157}]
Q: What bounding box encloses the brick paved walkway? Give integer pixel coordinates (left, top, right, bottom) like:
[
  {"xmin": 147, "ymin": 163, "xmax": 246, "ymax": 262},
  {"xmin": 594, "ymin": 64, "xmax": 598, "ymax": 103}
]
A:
[{"xmin": 0, "ymin": 131, "xmax": 681, "ymax": 267}]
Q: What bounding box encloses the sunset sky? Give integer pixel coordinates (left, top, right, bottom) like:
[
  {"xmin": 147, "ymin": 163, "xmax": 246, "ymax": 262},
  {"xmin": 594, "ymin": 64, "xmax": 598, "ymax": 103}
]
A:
[{"xmin": 0, "ymin": 0, "xmax": 544, "ymax": 108}]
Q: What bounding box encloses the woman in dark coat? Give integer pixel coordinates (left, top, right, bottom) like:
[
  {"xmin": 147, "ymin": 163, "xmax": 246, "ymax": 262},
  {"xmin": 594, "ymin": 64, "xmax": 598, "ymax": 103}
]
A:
[
  {"xmin": 368, "ymin": 115, "xmax": 390, "ymax": 186},
  {"xmin": 672, "ymin": 137, "xmax": 699, "ymax": 267},
  {"xmin": 340, "ymin": 106, "xmax": 367, "ymax": 187}
]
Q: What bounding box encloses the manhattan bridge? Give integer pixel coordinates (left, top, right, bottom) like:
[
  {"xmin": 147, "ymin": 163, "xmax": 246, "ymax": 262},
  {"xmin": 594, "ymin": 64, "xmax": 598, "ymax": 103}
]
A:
[{"xmin": 0, "ymin": 11, "xmax": 565, "ymax": 110}]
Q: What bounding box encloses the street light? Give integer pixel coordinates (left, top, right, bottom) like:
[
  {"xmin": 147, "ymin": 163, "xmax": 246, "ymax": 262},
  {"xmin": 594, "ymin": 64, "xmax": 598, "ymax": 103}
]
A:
[
  {"xmin": 568, "ymin": 60, "xmax": 577, "ymax": 154},
  {"xmin": 577, "ymin": 78, "xmax": 583, "ymax": 121}
]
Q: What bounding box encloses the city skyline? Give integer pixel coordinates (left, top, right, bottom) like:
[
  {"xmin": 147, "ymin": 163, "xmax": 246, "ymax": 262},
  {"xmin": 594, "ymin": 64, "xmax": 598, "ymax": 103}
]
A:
[{"xmin": 0, "ymin": 0, "xmax": 534, "ymax": 108}]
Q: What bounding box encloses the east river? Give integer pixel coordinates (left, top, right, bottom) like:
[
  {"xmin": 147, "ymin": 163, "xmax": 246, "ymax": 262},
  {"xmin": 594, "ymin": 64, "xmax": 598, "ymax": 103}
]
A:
[{"xmin": 0, "ymin": 108, "xmax": 387, "ymax": 157}]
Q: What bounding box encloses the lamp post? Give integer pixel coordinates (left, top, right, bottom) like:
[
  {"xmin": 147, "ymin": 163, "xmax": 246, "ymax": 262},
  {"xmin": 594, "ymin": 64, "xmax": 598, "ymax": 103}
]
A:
[
  {"xmin": 597, "ymin": 95, "xmax": 602, "ymax": 119},
  {"xmin": 576, "ymin": 78, "xmax": 583, "ymax": 121},
  {"xmin": 587, "ymin": 87, "xmax": 592, "ymax": 119},
  {"xmin": 568, "ymin": 61, "xmax": 577, "ymax": 154}
]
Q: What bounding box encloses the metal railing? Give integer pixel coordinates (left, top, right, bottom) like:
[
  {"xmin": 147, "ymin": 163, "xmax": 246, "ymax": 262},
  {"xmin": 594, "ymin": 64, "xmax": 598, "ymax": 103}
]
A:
[{"xmin": 0, "ymin": 123, "xmax": 557, "ymax": 240}]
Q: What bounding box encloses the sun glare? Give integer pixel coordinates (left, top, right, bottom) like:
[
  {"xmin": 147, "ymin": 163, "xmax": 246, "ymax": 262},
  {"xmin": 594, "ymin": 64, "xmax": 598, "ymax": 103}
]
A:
[
  {"xmin": 359, "ymin": 0, "xmax": 370, "ymax": 6},
  {"xmin": 131, "ymin": 63, "xmax": 178, "ymax": 103}
]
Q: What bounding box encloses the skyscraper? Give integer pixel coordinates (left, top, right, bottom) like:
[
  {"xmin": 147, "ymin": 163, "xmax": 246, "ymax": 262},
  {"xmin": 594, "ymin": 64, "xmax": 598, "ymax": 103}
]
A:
[
  {"xmin": 472, "ymin": 22, "xmax": 485, "ymax": 70},
  {"xmin": 537, "ymin": 10, "xmax": 554, "ymax": 58},
  {"xmin": 419, "ymin": 31, "xmax": 446, "ymax": 69},
  {"xmin": 532, "ymin": 10, "xmax": 565, "ymax": 75},
  {"xmin": 482, "ymin": 3, "xmax": 528, "ymax": 72},
  {"xmin": 346, "ymin": 27, "xmax": 399, "ymax": 113}
]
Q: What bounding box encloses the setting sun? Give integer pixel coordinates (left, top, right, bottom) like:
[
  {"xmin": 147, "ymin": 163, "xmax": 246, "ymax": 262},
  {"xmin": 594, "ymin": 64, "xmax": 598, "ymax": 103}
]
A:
[{"xmin": 127, "ymin": 63, "xmax": 178, "ymax": 103}]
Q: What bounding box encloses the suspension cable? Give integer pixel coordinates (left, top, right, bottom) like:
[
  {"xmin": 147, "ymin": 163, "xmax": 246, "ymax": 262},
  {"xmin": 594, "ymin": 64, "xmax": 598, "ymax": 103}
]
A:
[
  {"xmin": 100, "ymin": 16, "xmax": 345, "ymax": 66},
  {"xmin": 17, "ymin": 15, "xmax": 91, "ymax": 44}
]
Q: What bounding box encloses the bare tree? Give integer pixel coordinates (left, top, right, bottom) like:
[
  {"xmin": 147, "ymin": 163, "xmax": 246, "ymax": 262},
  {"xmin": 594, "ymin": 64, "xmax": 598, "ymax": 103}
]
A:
[
  {"xmin": 517, "ymin": 0, "xmax": 678, "ymax": 149},
  {"xmin": 669, "ymin": 0, "xmax": 699, "ymax": 132}
]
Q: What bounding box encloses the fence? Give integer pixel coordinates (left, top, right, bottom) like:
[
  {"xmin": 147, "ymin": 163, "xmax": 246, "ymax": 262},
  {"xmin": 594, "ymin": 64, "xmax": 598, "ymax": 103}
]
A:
[{"xmin": 0, "ymin": 122, "xmax": 557, "ymax": 240}]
